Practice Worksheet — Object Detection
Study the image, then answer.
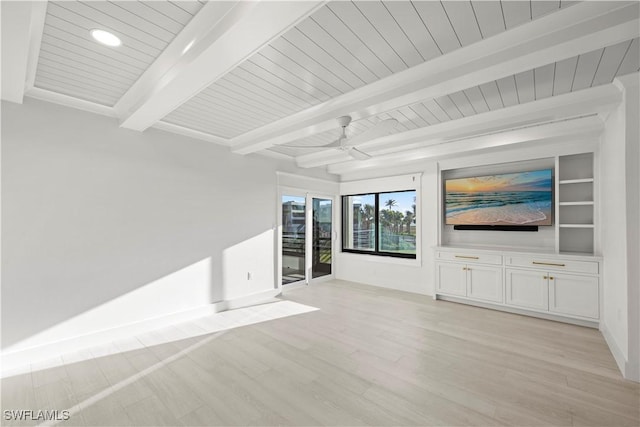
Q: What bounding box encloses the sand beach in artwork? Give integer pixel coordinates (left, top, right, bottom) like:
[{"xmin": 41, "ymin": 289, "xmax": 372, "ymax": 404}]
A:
[{"xmin": 445, "ymin": 170, "xmax": 553, "ymax": 226}]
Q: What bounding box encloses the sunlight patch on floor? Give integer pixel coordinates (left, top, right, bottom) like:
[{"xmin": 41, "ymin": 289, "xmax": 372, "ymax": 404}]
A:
[
  {"xmin": 5, "ymin": 300, "xmax": 318, "ymax": 379},
  {"xmin": 33, "ymin": 300, "xmax": 317, "ymax": 427}
]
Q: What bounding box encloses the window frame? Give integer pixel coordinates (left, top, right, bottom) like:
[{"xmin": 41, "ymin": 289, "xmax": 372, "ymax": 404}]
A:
[{"xmin": 341, "ymin": 190, "xmax": 417, "ymax": 259}]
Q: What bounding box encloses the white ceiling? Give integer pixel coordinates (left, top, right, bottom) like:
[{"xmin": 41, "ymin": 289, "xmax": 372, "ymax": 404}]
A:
[
  {"xmin": 35, "ymin": 1, "xmax": 205, "ymax": 106},
  {"xmin": 2, "ymin": 1, "xmax": 639, "ymax": 176}
]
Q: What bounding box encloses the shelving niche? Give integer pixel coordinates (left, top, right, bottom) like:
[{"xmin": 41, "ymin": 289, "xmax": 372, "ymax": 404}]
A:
[{"xmin": 557, "ymin": 153, "xmax": 595, "ymax": 254}]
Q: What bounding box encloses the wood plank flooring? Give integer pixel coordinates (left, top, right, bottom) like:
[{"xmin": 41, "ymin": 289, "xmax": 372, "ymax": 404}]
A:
[{"xmin": 2, "ymin": 280, "xmax": 638, "ymax": 426}]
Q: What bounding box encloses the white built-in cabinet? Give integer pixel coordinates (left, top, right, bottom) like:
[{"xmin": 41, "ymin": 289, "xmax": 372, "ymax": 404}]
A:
[
  {"xmin": 436, "ymin": 151, "xmax": 602, "ymax": 326},
  {"xmin": 505, "ymin": 263, "xmax": 599, "ymax": 318},
  {"xmin": 436, "ymin": 262, "xmax": 466, "ymax": 296},
  {"xmin": 467, "ymin": 265, "xmax": 503, "ymax": 303},
  {"xmin": 436, "ymin": 254, "xmax": 502, "ymax": 303},
  {"xmin": 505, "ymin": 268, "xmax": 549, "ymax": 311},
  {"xmin": 436, "ymin": 248, "xmax": 601, "ymax": 324}
]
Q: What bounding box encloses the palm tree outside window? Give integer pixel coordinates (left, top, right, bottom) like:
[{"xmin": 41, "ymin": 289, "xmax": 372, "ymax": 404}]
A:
[{"xmin": 342, "ymin": 190, "xmax": 417, "ymax": 259}]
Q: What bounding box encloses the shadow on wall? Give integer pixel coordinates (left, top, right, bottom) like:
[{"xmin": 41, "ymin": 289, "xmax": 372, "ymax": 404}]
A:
[
  {"xmin": 3, "ymin": 257, "xmax": 214, "ymax": 353},
  {"xmin": 1, "ymin": 99, "xmax": 278, "ymax": 351},
  {"xmin": 4, "ymin": 226, "xmax": 277, "ymax": 356},
  {"xmin": 2, "ymin": 187, "xmax": 277, "ymax": 350}
]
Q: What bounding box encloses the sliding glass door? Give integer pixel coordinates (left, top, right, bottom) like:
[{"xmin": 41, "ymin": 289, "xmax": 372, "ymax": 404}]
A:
[
  {"xmin": 282, "ymin": 195, "xmax": 306, "ymax": 285},
  {"xmin": 312, "ymin": 198, "xmax": 332, "ymax": 279},
  {"xmin": 280, "ymin": 193, "xmax": 334, "ymax": 286}
]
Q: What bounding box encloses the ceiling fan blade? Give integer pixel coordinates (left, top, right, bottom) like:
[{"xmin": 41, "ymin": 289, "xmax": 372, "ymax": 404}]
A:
[
  {"xmin": 347, "ymin": 118, "xmax": 398, "ymax": 145},
  {"xmin": 324, "ymin": 139, "xmax": 342, "ymax": 148},
  {"xmin": 348, "ymin": 147, "xmax": 372, "ymax": 160},
  {"xmin": 284, "ymin": 139, "xmax": 341, "ymax": 148}
]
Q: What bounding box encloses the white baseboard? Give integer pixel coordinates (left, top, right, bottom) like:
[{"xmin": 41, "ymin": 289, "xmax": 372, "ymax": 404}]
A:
[
  {"xmin": 217, "ymin": 289, "xmax": 281, "ymax": 310},
  {"xmin": 436, "ymin": 295, "xmax": 599, "ymax": 328},
  {"xmin": 1, "ymin": 289, "xmax": 280, "ymax": 378},
  {"xmin": 599, "ymin": 322, "xmax": 630, "ymax": 380}
]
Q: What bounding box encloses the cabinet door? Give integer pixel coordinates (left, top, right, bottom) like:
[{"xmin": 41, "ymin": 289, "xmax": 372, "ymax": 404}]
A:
[
  {"xmin": 505, "ymin": 269, "xmax": 549, "ymax": 310},
  {"xmin": 436, "ymin": 262, "xmax": 467, "ymax": 296},
  {"xmin": 549, "ymin": 273, "xmax": 599, "ymax": 319},
  {"xmin": 467, "ymin": 265, "xmax": 503, "ymax": 303}
]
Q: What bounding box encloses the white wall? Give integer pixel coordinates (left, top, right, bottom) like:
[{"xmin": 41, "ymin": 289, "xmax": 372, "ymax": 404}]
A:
[
  {"xmin": 620, "ymin": 75, "xmax": 639, "ymax": 382},
  {"xmin": 1, "ymin": 98, "xmax": 335, "ymax": 356},
  {"xmin": 600, "ymin": 73, "xmax": 640, "ymax": 381},
  {"xmin": 600, "ymin": 91, "xmax": 630, "ymax": 366},
  {"xmin": 599, "ymin": 74, "xmax": 640, "ymax": 381},
  {"xmin": 335, "ymin": 171, "xmax": 438, "ymax": 295}
]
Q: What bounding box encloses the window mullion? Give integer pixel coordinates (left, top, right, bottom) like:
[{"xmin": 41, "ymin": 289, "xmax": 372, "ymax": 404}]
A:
[{"xmin": 374, "ymin": 193, "xmax": 379, "ymax": 253}]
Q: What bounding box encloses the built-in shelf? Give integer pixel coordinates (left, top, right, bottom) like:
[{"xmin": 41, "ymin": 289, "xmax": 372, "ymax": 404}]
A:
[
  {"xmin": 558, "ymin": 178, "xmax": 594, "ymax": 185},
  {"xmin": 557, "ymin": 153, "xmax": 595, "ymax": 255},
  {"xmin": 559, "ymin": 201, "xmax": 594, "ymax": 206},
  {"xmin": 440, "ymin": 153, "xmax": 596, "ymax": 255}
]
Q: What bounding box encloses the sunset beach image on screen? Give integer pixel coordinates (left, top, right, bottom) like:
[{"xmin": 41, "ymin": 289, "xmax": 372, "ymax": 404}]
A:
[{"xmin": 445, "ymin": 170, "xmax": 553, "ymax": 226}]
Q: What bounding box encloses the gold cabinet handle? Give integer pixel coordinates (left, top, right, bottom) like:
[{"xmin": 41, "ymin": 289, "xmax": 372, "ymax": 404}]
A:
[
  {"xmin": 462, "ymin": 267, "xmax": 467, "ymax": 271},
  {"xmin": 549, "ymin": 276, "xmax": 554, "ymax": 280},
  {"xmin": 455, "ymin": 255, "xmax": 479, "ymax": 260},
  {"xmin": 533, "ymin": 261, "xmax": 565, "ymax": 267},
  {"xmin": 543, "ymin": 276, "xmax": 548, "ymax": 279}
]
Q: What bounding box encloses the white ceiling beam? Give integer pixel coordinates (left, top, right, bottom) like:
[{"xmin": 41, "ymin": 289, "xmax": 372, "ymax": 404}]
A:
[
  {"xmin": 326, "ymin": 116, "xmax": 604, "ymax": 176},
  {"xmin": 231, "ymin": 1, "xmax": 639, "ymax": 155},
  {"xmin": 152, "ymin": 121, "xmax": 228, "ymax": 146},
  {"xmin": 24, "ymin": 1, "xmax": 47, "ymax": 92},
  {"xmin": 26, "ymin": 87, "xmax": 117, "ymax": 118},
  {"xmin": 1, "ymin": 1, "xmax": 46, "ymax": 104},
  {"xmin": 295, "ymin": 83, "xmax": 622, "ymax": 169},
  {"xmin": 116, "ymin": 1, "xmax": 324, "ymax": 132}
]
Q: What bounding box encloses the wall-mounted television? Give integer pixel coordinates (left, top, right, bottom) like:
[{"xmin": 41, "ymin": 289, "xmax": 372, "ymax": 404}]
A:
[{"xmin": 445, "ymin": 169, "xmax": 553, "ymax": 226}]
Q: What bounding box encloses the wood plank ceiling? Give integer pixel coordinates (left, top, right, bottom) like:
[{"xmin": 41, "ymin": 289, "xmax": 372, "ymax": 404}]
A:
[
  {"xmin": 34, "ymin": 1, "xmax": 205, "ymax": 106},
  {"xmin": 269, "ymin": 36, "xmax": 639, "ymax": 157},
  {"xmin": 163, "ymin": 0, "xmax": 581, "ymax": 139},
  {"xmin": 26, "ymin": 1, "xmax": 640, "ymax": 165}
]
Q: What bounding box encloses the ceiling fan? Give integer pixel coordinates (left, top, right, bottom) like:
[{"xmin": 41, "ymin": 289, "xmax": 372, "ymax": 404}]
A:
[{"xmin": 285, "ymin": 115, "xmax": 398, "ymax": 160}]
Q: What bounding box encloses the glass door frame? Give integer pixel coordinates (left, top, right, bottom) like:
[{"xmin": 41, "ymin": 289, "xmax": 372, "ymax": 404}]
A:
[
  {"xmin": 307, "ymin": 194, "xmax": 335, "ymax": 285},
  {"xmin": 277, "ymin": 187, "xmax": 336, "ymax": 290}
]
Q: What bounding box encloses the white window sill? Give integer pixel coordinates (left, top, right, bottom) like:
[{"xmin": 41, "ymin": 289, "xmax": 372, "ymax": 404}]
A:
[{"xmin": 338, "ymin": 251, "xmax": 422, "ymax": 267}]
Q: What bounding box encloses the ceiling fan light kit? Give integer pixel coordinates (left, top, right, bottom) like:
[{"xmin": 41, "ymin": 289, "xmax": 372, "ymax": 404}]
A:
[{"xmin": 336, "ymin": 115, "xmax": 352, "ymax": 128}]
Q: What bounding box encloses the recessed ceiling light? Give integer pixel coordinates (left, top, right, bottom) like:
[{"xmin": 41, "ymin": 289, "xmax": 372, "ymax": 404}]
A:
[{"xmin": 90, "ymin": 29, "xmax": 121, "ymax": 47}]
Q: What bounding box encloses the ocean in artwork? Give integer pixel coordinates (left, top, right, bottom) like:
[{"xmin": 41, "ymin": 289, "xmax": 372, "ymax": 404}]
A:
[
  {"xmin": 446, "ymin": 191, "xmax": 552, "ymax": 225},
  {"xmin": 445, "ymin": 170, "xmax": 553, "ymax": 226}
]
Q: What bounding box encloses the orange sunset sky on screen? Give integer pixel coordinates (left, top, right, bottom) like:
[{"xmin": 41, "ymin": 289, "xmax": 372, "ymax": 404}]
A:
[
  {"xmin": 446, "ymin": 170, "xmax": 552, "ymax": 193},
  {"xmin": 446, "ymin": 178, "xmax": 505, "ymax": 192}
]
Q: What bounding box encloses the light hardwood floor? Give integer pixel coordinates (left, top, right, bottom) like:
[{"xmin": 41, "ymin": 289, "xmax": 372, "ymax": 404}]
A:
[{"xmin": 2, "ymin": 280, "xmax": 638, "ymax": 426}]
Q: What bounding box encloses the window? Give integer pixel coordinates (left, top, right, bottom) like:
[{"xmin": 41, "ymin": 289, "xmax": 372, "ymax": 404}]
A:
[{"xmin": 342, "ymin": 190, "xmax": 417, "ymax": 259}]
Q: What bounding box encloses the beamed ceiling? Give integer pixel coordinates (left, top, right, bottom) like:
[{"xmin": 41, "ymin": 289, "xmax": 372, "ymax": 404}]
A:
[{"xmin": 2, "ymin": 1, "xmax": 639, "ymax": 177}]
